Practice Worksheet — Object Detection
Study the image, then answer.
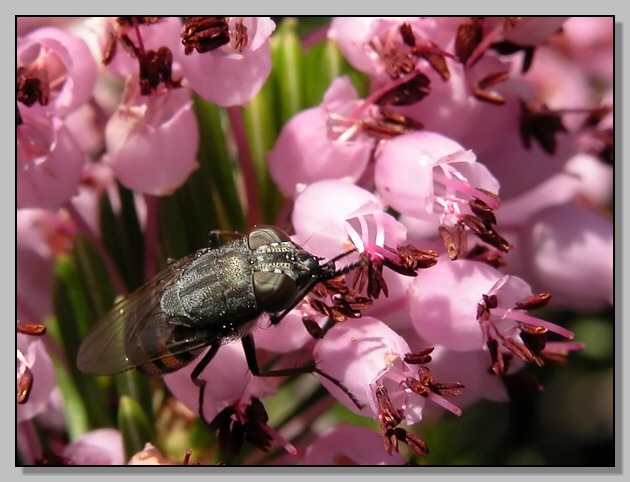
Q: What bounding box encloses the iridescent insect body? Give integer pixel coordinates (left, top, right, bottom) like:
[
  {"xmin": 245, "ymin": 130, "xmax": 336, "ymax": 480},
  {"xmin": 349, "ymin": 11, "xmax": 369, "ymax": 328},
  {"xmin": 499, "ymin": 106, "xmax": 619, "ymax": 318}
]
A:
[{"xmin": 77, "ymin": 226, "xmax": 363, "ymax": 418}]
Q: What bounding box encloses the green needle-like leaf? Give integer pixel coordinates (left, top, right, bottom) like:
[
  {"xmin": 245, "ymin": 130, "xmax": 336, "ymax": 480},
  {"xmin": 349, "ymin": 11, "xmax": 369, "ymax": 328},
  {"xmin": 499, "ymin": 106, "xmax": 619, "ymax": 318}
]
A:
[{"xmin": 118, "ymin": 395, "xmax": 153, "ymax": 462}]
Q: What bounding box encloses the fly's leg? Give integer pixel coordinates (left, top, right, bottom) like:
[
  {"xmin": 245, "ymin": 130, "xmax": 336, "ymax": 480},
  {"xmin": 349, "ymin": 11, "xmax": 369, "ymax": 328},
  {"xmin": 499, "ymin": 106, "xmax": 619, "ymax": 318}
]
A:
[
  {"xmin": 190, "ymin": 344, "xmax": 221, "ymax": 425},
  {"xmin": 241, "ymin": 334, "xmax": 365, "ymax": 410}
]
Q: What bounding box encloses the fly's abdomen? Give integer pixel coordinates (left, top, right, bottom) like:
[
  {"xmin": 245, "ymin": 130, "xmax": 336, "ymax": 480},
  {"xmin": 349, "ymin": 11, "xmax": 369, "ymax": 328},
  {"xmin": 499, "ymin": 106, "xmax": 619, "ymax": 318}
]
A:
[
  {"xmin": 124, "ymin": 313, "xmax": 206, "ymax": 376},
  {"xmin": 135, "ymin": 345, "xmax": 202, "ymax": 376}
]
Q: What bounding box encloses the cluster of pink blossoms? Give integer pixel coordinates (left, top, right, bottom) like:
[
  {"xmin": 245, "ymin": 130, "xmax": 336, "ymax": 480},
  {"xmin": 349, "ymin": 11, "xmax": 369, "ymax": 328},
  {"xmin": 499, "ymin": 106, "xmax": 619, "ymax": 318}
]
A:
[{"xmin": 17, "ymin": 17, "xmax": 613, "ymax": 465}]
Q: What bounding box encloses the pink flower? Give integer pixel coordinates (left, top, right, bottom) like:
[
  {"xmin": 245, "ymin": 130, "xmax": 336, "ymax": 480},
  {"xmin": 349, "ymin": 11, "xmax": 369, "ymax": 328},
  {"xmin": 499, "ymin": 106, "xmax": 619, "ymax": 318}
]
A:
[
  {"xmin": 252, "ymin": 311, "xmax": 314, "ymax": 354},
  {"xmin": 87, "ymin": 17, "xmax": 183, "ymax": 80},
  {"xmin": 554, "ymin": 16, "xmax": 613, "ymax": 84},
  {"xmin": 314, "ymin": 316, "xmax": 421, "ymax": 420},
  {"xmin": 302, "ymin": 424, "xmax": 406, "ymax": 465},
  {"xmin": 17, "ymin": 332, "xmax": 57, "ymax": 423},
  {"xmin": 487, "ymin": 17, "xmax": 568, "ymax": 46},
  {"xmin": 128, "ymin": 443, "xmax": 180, "ymax": 465},
  {"xmin": 268, "ymin": 77, "xmax": 372, "ymax": 197},
  {"xmin": 408, "ymin": 258, "xmax": 574, "ymax": 352},
  {"xmin": 327, "ymin": 17, "xmax": 453, "ymax": 79},
  {"xmin": 17, "ymin": 208, "xmax": 76, "ymax": 322},
  {"xmin": 314, "ymin": 316, "xmax": 462, "ymax": 424},
  {"xmin": 423, "ymin": 345, "xmax": 510, "ymax": 410},
  {"xmin": 104, "ymin": 85, "xmax": 199, "ymax": 195},
  {"xmin": 291, "ymin": 179, "xmax": 385, "ymax": 260},
  {"xmin": 565, "ymin": 152, "xmax": 613, "ymax": 209},
  {"xmin": 518, "ymin": 203, "xmax": 613, "ymax": 311},
  {"xmin": 163, "ymin": 343, "xmax": 276, "ymax": 424},
  {"xmin": 374, "ymin": 131, "xmax": 500, "ymax": 223},
  {"xmin": 17, "ymin": 109, "xmax": 86, "ymax": 210},
  {"xmin": 61, "ymin": 428, "xmax": 124, "ymax": 465},
  {"xmin": 17, "ymin": 25, "xmax": 97, "ymax": 118},
  {"xmin": 176, "ymin": 17, "xmax": 276, "ymax": 106}
]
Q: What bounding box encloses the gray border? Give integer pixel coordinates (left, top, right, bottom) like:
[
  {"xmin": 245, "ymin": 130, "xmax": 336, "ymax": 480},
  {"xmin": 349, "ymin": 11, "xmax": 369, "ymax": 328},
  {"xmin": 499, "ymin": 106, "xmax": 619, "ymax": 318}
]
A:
[{"xmin": 9, "ymin": 4, "xmax": 626, "ymax": 480}]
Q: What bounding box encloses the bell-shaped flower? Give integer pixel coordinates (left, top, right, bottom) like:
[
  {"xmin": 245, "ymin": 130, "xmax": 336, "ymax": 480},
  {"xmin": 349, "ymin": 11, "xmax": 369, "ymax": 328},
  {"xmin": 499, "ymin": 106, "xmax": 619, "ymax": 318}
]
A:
[
  {"xmin": 374, "ymin": 131, "xmax": 500, "ymax": 224},
  {"xmin": 176, "ymin": 17, "xmax": 276, "ymax": 106},
  {"xmin": 302, "ymin": 424, "xmax": 406, "ymax": 465},
  {"xmin": 163, "ymin": 342, "xmax": 276, "ymax": 425},
  {"xmin": 104, "ymin": 85, "xmax": 199, "ymax": 195},
  {"xmin": 408, "ymin": 258, "xmax": 574, "ymax": 352},
  {"xmin": 17, "ymin": 25, "xmax": 97, "ymax": 118},
  {"xmin": 17, "ymin": 109, "xmax": 86, "ymax": 210},
  {"xmin": 61, "ymin": 428, "xmax": 124, "ymax": 465},
  {"xmin": 17, "ymin": 332, "xmax": 57, "ymax": 423},
  {"xmin": 519, "ymin": 203, "xmax": 613, "ymax": 312},
  {"xmin": 268, "ymin": 76, "xmax": 372, "ymax": 198}
]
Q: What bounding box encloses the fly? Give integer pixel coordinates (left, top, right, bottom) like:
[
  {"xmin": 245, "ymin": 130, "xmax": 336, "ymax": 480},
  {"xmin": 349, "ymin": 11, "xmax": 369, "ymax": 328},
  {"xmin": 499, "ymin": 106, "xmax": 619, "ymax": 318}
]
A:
[{"xmin": 77, "ymin": 225, "xmax": 365, "ymax": 423}]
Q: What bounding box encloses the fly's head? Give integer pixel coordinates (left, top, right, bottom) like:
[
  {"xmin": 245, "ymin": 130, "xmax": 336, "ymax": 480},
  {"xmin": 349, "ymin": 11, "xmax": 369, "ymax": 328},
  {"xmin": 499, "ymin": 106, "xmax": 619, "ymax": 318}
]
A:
[{"xmin": 247, "ymin": 226, "xmax": 356, "ymax": 314}]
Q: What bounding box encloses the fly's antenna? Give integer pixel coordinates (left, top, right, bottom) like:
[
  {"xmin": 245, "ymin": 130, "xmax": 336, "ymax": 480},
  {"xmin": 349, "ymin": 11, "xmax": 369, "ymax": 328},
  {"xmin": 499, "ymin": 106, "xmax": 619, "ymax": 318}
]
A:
[{"xmin": 324, "ymin": 248, "xmax": 363, "ymax": 280}]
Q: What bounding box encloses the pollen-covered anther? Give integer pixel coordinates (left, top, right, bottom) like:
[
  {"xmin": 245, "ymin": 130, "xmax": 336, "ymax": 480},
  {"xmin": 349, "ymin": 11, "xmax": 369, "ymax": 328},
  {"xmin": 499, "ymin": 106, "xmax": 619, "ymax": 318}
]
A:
[
  {"xmin": 439, "ymin": 224, "xmax": 468, "ymax": 260},
  {"xmin": 471, "ymin": 70, "xmax": 510, "ymax": 105},
  {"xmin": 308, "ymin": 297, "xmax": 334, "ymax": 318},
  {"xmin": 403, "ymin": 347, "xmax": 435, "ymax": 365},
  {"xmin": 17, "ymin": 322, "xmax": 47, "ymax": 336},
  {"xmin": 514, "ymin": 292, "xmax": 552, "ymax": 311},
  {"xmin": 208, "ymin": 397, "xmax": 295, "ymax": 456},
  {"xmin": 469, "ymin": 197, "xmax": 497, "ymax": 226},
  {"xmin": 375, "ymin": 72, "xmax": 431, "ymax": 106},
  {"xmin": 352, "ymin": 252, "xmax": 389, "ymax": 300},
  {"xmin": 16, "ymin": 66, "xmax": 50, "ymax": 109},
  {"xmin": 465, "ymin": 244, "xmax": 506, "ymax": 268},
  {"xmin": 360, "ymin": 107, "xmax": 424, "ymax": 140},
  {"xmin": 331, "ymin": 292, "xmax": 372, "ymax": 318},
  {"xmin": 461, "ymin": 214, "xmax": 511, "ymax": 252},
  {"xmin": 486, "ymin": 339, "xmax": 505, "ymax": 376},
  {"xmin": 477, "ymin": 293, "xmax": 497, "ymax": 321},
  {"xmin": 374, "ymin": 384, "xmax": 433, "ymax": 457},
  {"xmin": 138, "ymin": 46, "xmax": 182, "ymax": 95},
  {"xmin": 103, "ymin": 17, "xmax": 164, "ymax": 64},
  {"xmin": 116, "ymin": 16, "xmax": 162, "ymax": 28},
  {"xmin": 519, "ymin": 99, "xmax": 568, "ymax": 155},
  {"xmin": 17, "ymin": 365, "xmax": 33, "ymax": 404},
  {"xmin": 208, "ymin": 405, "xmax": 245, "ymax": 456},
  {"xmin": 405, "ymin": 366, "xmax": 465, "ymax": 399},
  {"xmin": 483, "ymin": 294, "xmax": 498, "ymax": 309},
  {"xmin": 455, "ymin": 17, "xmax": 484, "ymax": 65},
  {"xmin": 399, "ymin": 22, "xmax": 452, "ymax": 82},
  {"xmin": 383, "ymin": 245, "xmax": 438, "ymax": 275},
  {"xmin": 399, "ymin": 23, "xmax": 416, "ymax": 47},
  {"xmin": 502, "ymin": 337, "xmax": 545, "ymax": 367},
  {"xmin": 181, "ymin": 17, "xmax": 230, "ymax": 55},
  {"xmin": 231, "ymin": 19, "xmax": 249, "ymax": 52},
  {"xmin": 374, "ymin": 386, "xmax": 403, "ymax": 455},
  {"xmin": 393, "ymin": 428, "xmax": 430, "ymax": 457},
  {"xmin": 309, "ymin": 281, "xmax": 372, "ymax": 323}
]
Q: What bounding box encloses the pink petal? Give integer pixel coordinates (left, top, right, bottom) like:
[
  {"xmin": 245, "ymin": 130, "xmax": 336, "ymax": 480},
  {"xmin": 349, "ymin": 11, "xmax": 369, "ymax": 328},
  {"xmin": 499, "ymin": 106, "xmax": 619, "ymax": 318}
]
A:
[
  {"xmin": 104, "ymin": 89, "xmax": 199, "ymax": 195},
  {"xmin": 408, "ymin": 258, "xmax": 503, "ymax": 351},
  {"xmin": 302, "ymin": 424, "xmax": 406, "ymax": 465},
  {"xmin": 522, "ymin": 203, "xmax": 613, "ymax": 311},
  {"xmin": 17, "ymin": 111, "xmax": 85, "ymax": 210}
]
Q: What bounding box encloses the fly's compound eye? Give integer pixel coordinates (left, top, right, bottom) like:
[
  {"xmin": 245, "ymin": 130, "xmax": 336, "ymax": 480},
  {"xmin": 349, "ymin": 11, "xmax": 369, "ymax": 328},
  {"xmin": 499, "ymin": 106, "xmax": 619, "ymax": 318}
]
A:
[
  {"xmin": 253, "ymin": 271, "xmax": 299, "ymax": 313},
  {"xmin": 248, "ymin": 226, "xmax": 291, "ymax": 250}
]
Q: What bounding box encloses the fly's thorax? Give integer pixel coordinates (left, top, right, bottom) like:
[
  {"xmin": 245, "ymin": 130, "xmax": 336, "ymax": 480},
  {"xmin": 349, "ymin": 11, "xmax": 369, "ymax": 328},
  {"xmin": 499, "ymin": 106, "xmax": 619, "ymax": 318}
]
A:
[{"xmin": 161, "ymin": 243, "xmax": 258, "ymax": 323}]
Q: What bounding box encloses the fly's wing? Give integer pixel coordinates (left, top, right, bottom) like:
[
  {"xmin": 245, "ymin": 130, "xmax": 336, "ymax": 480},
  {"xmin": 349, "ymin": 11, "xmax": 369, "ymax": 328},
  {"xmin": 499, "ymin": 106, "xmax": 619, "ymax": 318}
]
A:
[{"xmin": 76, "ymin": 250, "xmax": 217, "ymax": 375}]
